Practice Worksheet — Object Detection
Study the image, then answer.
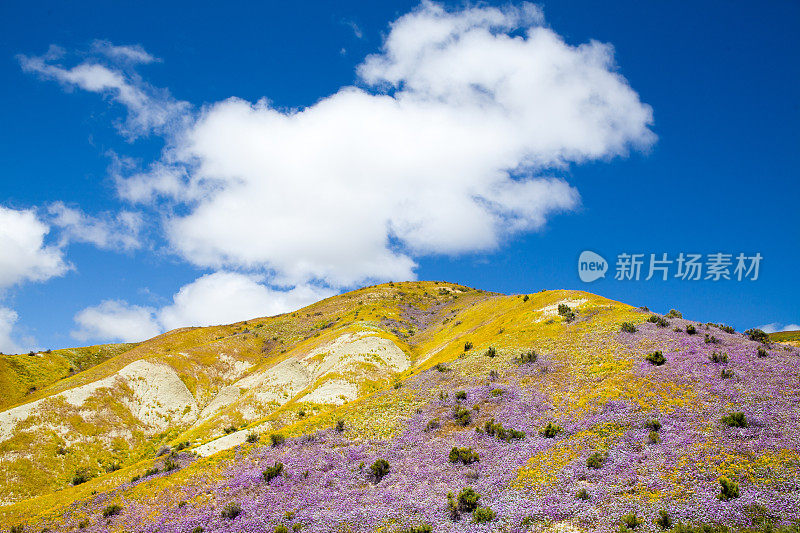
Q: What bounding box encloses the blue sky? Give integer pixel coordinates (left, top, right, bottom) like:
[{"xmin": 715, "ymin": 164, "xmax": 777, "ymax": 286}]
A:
[{"xmin": 0, "ymin": 0, "xmax": 798, "ymax": 351}]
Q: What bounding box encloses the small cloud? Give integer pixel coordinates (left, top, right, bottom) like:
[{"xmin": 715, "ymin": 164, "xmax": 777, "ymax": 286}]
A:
[
  {"xmin": 47, "ymin": 202, "xmax": 144, "ymax": 251},
  {"xmin": 72, "ymin": 300, "xmax": 160, "ymax": 343},
  {"xmin": 758, "ymin": 322, "xmax": 800, "ymax": 334},
  {"xmin": 342, "ymin": 19, "xmax": 363, "ymax": 39},
  {"xmin": 0, "ymin": 307, "xmax": 21, "ymax": 353},
  {"xmin": 92, "ymin": 40, "xmax": 159, "ymax": 64}
]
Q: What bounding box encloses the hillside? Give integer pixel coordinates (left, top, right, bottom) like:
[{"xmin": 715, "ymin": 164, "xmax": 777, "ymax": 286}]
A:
[
  {"xmin": 770, "ymin": 330, "xmax": 800, "ymax": 347},
  {"xmin": 0, "ymin": 282, "xmax": 798, "ymax": 532}
]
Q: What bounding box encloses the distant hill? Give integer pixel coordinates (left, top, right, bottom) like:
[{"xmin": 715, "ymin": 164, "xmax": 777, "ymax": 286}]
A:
[
  {"xmin": 0, "ymin": 282, "xmax": 798, "ymax": 532},
  {"xmin": 770, "ymin": 329, "xmax": 800, "ymax": 346}
]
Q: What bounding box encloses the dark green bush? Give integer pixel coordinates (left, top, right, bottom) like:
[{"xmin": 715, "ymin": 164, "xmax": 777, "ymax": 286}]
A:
[
  {"xmin": 485, "ymin": 346, "xmax": 497, "ymax": 358},
  {"xmin": 718, "ymin": 324, "xmax": 735, "ymax": 334},
  {"xmin": 71, "ymin": 468, "xmax": 93, "ymax": 486},
  {"xmin": 370, "ymin": 459, "xmax": 390, "ymax": 482},
  {"xmin": 484, "ymin": 418, "xmax": 524, "ymax": 441},
  {"xmin": 646, "ymin": 351, "xmax": 666, "ymax": 366},
  {"xmin": 709, "ymin": 351, "xmax": 728, "ymax": 363},
  {"xmin": 721, "ymin": 412, "xmax": 747, "ymax": 428},
  {"xmin": 666, "ymin": 309, "xmax": 683, "ymax": 319},
  {"xmin": 704, "ymin": 334, "xmax": 720, "ymax": 344},
  {"xmin": 745, "ymin": 328, "xmax": 770, "ymax": 343},
  {"xmin": 464, "ymin": 341, "xmax": 473, "ymax": 351},
  {"xmin": 10, "ymin": 525, "xmax": 24, "ymax": 533},
  {"xmin": 558, "ymin": 304, "xmax": 576, "ymax": 322},
  {"xmin": 434, "ymin": 362, "xmax": 449, "ymax": 372},
  {"xmin": 540, "ymin": 422, "xmax": 562, "ymax": 438},
  {"xmin": 221, "ymin": 502, "xmax": 242, "ymax": 519},
  {"xmin": 335, "ymin": 419, "xmax": 345, "ymax": 432},
  {"xmin": 645, "ymin": 419, "xmax": 662, "ymax": 431},
  {"xmin": 490, "ymin": 388, "xmax": 504, "ymax": 396},
  {"xmin": 164, "ymin": 458, "xmax": 179, "ymax": 472},
  {"xmin": 516, "ymin": 350, "xmax": 537, "ymax": 364},
  {"xmin": 655, "ymin": 510, "xmax": 672, "ymax": 529},
  {"xmin": 449, "ymin": 447, "xmax": 479, "ymax": 465},
  {"xmin": 270, "ymin": 433, "xmax": 285, "ymax": 447},
  {"xmin": 720, "ymin": 368, "xmax": 734, "ymax": 379},
  {"xmin": 457, "ymin": 487, "xmax": 480, "ymax": 513},
  {"xmin": 175, "ymin": 440, "xmax": 191, "ymax": 451},
  {"xmin": 455, "ymin": 390, "xmax": 467, "ymax": 401},
  {"xmin": 576, "ymin": 488, "xmax": 589, "ymax": 500},
  {"xmin": 425, "ymin": 418, "xmax": 440, "ymax": 431},
  {"xmin": 402, "ymin": 525, "xmax": 432, "ymax": 533},
  {"xmin": 621, "ymin": 513, "xmax": 642, "ymax": 529},
  {"xmin": 648, "ymin": 431, "xmax": 660, "ymax": 444},
  {"xmin": 621, "ymin": 322, "xmax": 637, "ymax": 333},
  {"xmin": 102, "ymin": 504, "xmax": 123, "ymax": 517},
  {"xmin": 274, "ymin": 525, "xmax": 289, "ymax": 533},
  {"xmin": 144, "ymin": 467, "xmax": 160, "ymax": 477},
  {"xmin": 757, "ymin": 347, "xmax": 769, "ymax": 358},
  {"xmin": 718, "ymin": 476, "xmax": 740, "ymax": 500},
  {"xmin": 246, "ymin": 432, "xmax": 259, "ymax": 443},
  {"xmin": 648, "ymin": 315, "xmax": 669, "ymax": 327},
  {"xmin": 224, "ymin": 425, "xmax": 238, "ymax": 434},
  {"xmin": 586, "ymin": 452, "xmax": 606, "ymax": 469},
  {"xmin": 263, "ymin": 462, "xmax": 284, "ymax": 482},
  {"xmin": 452, "ymin": 405, "xmax": 472, "ymax": 426},
  {"xmin": 685, "ymin": 324, "xmax": 697, "ymax": 335},
  {"xmin": 472, "ymin": 506, "xmax": 496, "ymax": 523}
]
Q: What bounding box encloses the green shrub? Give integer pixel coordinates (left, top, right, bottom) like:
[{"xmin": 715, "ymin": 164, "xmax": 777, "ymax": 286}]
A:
[
  {"xmin": 452, "ymin": 405, "xmax": 471, "ymax": 426},
  {"xmin": 522, "ymin": 294, "xmax": 530, "ymax": 302},
  {"xmin": 270, "ymin": 433, "xmax": 285, "ymax": 447},
  {"xmin": 449, "ymin": 447, "xmax": 479, "ymax": 465},
  {"xmin": 402, "ymin": 525, "xmax": 432, "ymax": 533},
  {"xmin": 485, "ymin": 346, "xmax": 497, "ymax": 358},
  {"xmin": 425, "ymin": 418, "xmax": 441, "ymax": 431},
  {"xmin": 246, "ymin": 432, "xmax": 259, "ymax": 443},
  {"xmin": 457, "ymin": 487, "xmax": 480, "ymax": 512},
  {"xmin": 221, "ymin": 502, "xmax": 242, "ymax": 519},
  {"xmin": 10, "ymin": 526, "xmax": 25, "ymax": 533},
  {"xmin": 71, "ymin": 468, "xmax": 93, "ymax": 486},
  {"xmin": 434, "ymin": 362, "xmax": 449, "ymax": 372},
  {"xmin": 224, "ymin": 425, "xmax": 238, "ymax": 434},
  {"xmin": 455, "ymin": 390, "xmax": 467, "ymax": 400},
  {"xmin": 704, "ymin": 334, "xmax": 720, "ymax": 344},
  {"xmin": 144, "ymin": 467, "xmax": 160, "ymax": 477},
  {"xmin": 718, "ymin": 324, "xmax": 735, "ymax": 334},
  {"xmin": 648, "ymin": 431, "xmax": 660, "ymax": 444},
  {"xmin": 757, "ymin": 347, "xmax": 769, "ymax": 358},
  {"xmin": 745, "ymin": 328, "xmax": 770, "ymax": 343},
  {"xmin": 102, "ymin": 504, "xmax": 123, "ymax": 517},
  {"xmin": 720, "ymin": 368, "xmax": 734, "ymax": 379},
  {"xmin": 370, "ymin": 459, "xmax": 390, "ymax": 482},
  {"xmin": 516, "ymin": 350, "xmax": 537, "ymax": 364},
  {"xmin": 335, "ymin": 419, "xmax": 345, "ymax": 432},
  {"xmin": 484, "ymin": 418, "xmax": 524, "ymax": 441},
  {"xmin": 263, "ymin": 462, "xmax": 284, "ymax": 482},
  {"xmin": 709, "ymin": 351, "xmax": 728, "ymax": 363},
  {"xmin": 646, "ymin": 351, "xmax": 666, "ymax": 366},
  {"xmin": 175, "ymin": 440, "xmax": 191, "ymax": 451},
  {"xmin": 540, "ymin": 422, "xmax": 562, "ymax": 438},
  {"xmin": 164, "ymin": 458, "xmax": 179, "ymax": 472},
  {"xmin": 586, "ymin": 452, "xmax": 606, "ymax": 469},
  {"xmin": 666, "ymin": 309, "xmax": 683, "ymax": 319},
  {"xmin": 472, "ymin": 506, "xmax": 496, "ymax": 523},
  {"xmin": 685, "ymin": 324, "xmax": 697, "ymax": 335},
  {"xmin": 490, "ymin": 388, "xmax": 504, "ymax": 396},
  {"xmin": 718, "ymin": 476, "xmax": 740, "ymax": 500},
  {"xmin": 648, "ymin": 315, "xmax": 669, "ymax": 327},
  {"xmin": 558, "ymin": 304, "xmax": 576, "ymax": 322},
  {"xmin": 645, "ymin": 419, "xmax": 661, "ymax": 431},
  {"xmin": 621, "ymin": 322, "xmax": 637, "ymax": 333},
  {"xmin": 464, "ymin": 341, "xmax": 473, "ymax": 351},
  {"xmin": 621, "ymin": 513, "xmax": 642, "ymax": 529},
  {"xmin": 576, "ymin": 488, "xmax": 589, "ymax": 500},
  {"xmin": 274, "ymin": 525, "xmax": 289, "ymax": 533},
  {"xmin": 655, "ymin": 510, "xmax": 672, "ymax": 529},
  {"xmin": 721, "ymin": 412, "xmax": 747, "ymax": 428}
]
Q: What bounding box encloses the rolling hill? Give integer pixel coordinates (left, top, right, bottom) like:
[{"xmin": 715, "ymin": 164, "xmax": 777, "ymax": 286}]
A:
[{"xmin": 0, "ymin": 281, "xmax": 798, "ymax": 532}]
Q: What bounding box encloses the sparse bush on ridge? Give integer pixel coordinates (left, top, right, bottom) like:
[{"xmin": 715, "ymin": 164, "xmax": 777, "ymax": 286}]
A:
[
  {"xmin": 452, "ymin": 405, "xmax": 471, "ymax": 426},
  {"xmin": 72, "ymin": 468, "xmax": 93, "ymax": 486},
  {"xmin": 666, "ymin": 309, "xmax": 683, "ymax": 319},
  {"xmin": 685, "ymin": 324, "xmax": 697, "ymax": 335},
  {"xmin": 558, "ymin": 304, "xmax": 576, "ymax": 322},
  {"xmin": 710, "ymin": 351, "xmax": 728, "ymax": 363},
  {"xmin": 646, "ymin": 351, "xmax": 666, "ymax": 365},
  {"xmin": 705, "ymin": 333, "xmax": 720, "ymax": 344},
  {"xmin": 246, "ymin": 432, "xmax": 259, "ymax": 443},
  {"xmin": 464, "ymin": 341, "xmax": 473, "ymax": 351},
  {"xmin": 745, "ymin": 328, "xmax": 770, "ymax": 343},
  {"xmin": 522, "ymin": 294, "xmax": 529, "ymax": 302},
  {"xmin": 485, "ymin": 346, "xmax": 497, "ymax": 357},
  {"xmin": 270, "ymin": 433, "xmax": 285, "ymax": 447},
  {"xmin": 484, "ymin": 418, "xmax": 524, "ymax": 441},
  {"xmin": 717, "ymin": 324, "xmax": 736, "ymax": 334},
  {"xmin": 649, "ymin": 315, "xmax": 669, "ymax": 327},
  {"xmin": 102, "ymin": 504, "xmax": 123, "ymax": 517},
  {"xmin": 621, "ymin": 322, "xmax": 637, "ymax": 333}
]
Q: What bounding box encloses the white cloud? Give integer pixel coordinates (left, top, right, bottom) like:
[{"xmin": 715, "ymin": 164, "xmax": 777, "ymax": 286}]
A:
[
  {"xmin": 158, "ymin": 272, "xmax": 335, "ymax": 330},
  {"xmin": 92, "ymin": 40, "xmax": 158, "ymax": 64},
  {"xmin": 758, "ymin": 322, "xmax": 800, "ymax": 334},
  {"xmin": 0, "ymin": 206, "xmax": 69, "ymax": 290},
  {"xmin": 24, "ymin": 2, "xmax": 655, "ymax": 289},
  {"xmin": 0, "ymin": 307, "xmax": 22, "ymax": 353},
  {"xmin": 72, "ymin": 300, "xmax": 161, "ymax": 343},
  {"xmin": 47, "ymin": 202, "xmax": 143, "ymax": 251},
  {"xmin": 72, "ymin": 272, "xmax": 334, "ymax": 343},
  {"xmin": 18, "ymin": 50, "xmax": 188, "ymax": 137}
]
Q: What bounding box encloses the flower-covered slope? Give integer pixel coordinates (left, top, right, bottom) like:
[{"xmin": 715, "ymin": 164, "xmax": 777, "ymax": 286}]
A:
[{"xmin": 1, "ymin": 282, "xmax": 799, "ymax": 533}]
